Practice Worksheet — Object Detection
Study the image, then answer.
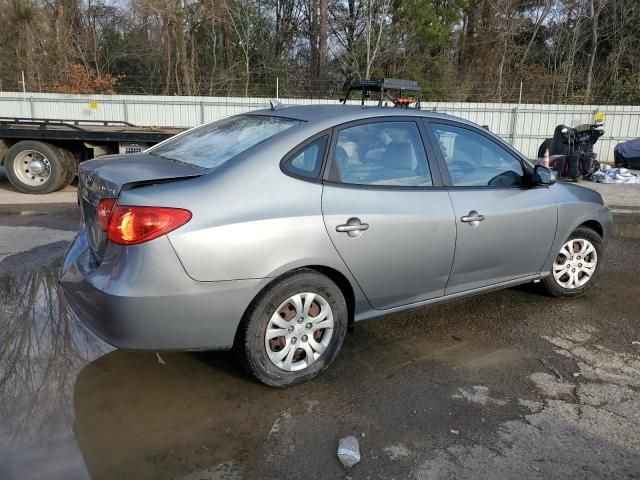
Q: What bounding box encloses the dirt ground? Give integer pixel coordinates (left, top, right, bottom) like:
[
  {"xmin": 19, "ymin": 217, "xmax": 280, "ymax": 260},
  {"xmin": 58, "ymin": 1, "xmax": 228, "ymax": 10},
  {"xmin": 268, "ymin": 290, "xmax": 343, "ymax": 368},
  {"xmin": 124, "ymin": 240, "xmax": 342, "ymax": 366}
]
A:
[{"xmin": 0, "ymin": 191, "xmax": 639, "ymax": 479}]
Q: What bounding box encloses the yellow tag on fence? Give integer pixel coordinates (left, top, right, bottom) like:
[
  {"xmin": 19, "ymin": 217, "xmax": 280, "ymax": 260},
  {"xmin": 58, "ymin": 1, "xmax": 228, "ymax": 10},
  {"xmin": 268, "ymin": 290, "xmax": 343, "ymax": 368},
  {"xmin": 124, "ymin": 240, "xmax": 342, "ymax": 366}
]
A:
[
  {"xmin": 88, "ymin": 101, "xmax": 99, "ymax": 110},
  {"xmin": 594, "ymin": 112, "xmax": 605, "ymax": 123}
]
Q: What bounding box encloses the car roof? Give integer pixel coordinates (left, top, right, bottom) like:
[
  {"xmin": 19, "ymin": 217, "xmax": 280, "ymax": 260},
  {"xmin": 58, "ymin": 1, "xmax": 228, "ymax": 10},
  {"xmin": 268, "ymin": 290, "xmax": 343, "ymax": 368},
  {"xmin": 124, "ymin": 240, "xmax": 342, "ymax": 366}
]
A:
[
  {"xmin": 243, "ymin": 103, "xmax": 527, "ymax": 164},
  {"xmin": 246, "ymin": 104, "xmax": 474, "ymax": 127}
]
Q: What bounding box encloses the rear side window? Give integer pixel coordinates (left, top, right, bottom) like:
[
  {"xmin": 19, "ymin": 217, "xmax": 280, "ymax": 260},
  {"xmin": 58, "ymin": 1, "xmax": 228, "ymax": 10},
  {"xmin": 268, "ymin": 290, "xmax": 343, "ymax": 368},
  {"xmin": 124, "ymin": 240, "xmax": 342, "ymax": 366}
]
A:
[
  {"xmin": 282, "ymin": 136, "xmax": 328, "ymax": 179},
  {"xmin": 329, "ymin": 121, "xmax": 432, "ymax": 187},
  {"xmin": 148, "ymin": 115, "xmax": 301, "ymax": 169}
]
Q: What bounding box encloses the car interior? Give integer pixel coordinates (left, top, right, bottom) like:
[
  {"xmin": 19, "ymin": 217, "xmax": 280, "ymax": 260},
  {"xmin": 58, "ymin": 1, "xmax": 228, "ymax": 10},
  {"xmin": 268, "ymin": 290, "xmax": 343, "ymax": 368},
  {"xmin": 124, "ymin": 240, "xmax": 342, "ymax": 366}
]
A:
[
  {"xmin": 432, "ymin": 125, "xmax": 524, "ymax": 187},
  {"xmin": 331, "ymin": 123, "xmax": 431, "ymax": 186}
]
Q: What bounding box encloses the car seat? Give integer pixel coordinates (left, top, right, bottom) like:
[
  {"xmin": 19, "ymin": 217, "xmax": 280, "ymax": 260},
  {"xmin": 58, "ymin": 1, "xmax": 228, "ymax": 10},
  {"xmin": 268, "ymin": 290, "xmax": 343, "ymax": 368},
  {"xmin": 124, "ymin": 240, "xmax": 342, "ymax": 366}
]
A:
[{"xmin": 367, "ymin": 141, "xmax": 418, "ymax": 184}]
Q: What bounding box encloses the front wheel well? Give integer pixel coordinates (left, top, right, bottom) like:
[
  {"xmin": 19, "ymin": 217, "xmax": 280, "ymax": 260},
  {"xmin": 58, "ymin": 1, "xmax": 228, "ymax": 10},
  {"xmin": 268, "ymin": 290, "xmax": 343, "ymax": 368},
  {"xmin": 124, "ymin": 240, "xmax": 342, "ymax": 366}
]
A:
[{"xmin": 578, "ymin": 220, "xmax": 603, "ymax": 238}]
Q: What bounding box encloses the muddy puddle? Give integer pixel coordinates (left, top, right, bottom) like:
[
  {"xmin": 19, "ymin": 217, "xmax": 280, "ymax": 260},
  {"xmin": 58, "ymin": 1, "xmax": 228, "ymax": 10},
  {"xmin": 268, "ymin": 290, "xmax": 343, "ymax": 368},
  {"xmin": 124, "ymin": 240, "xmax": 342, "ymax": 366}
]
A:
[
  {"xmin": 0, "ymin": 260, "xmax": 111, "ymax": 479},
  {"xmin": 0, "ymin": 258, "xmax": 536, "ymax": 480}
]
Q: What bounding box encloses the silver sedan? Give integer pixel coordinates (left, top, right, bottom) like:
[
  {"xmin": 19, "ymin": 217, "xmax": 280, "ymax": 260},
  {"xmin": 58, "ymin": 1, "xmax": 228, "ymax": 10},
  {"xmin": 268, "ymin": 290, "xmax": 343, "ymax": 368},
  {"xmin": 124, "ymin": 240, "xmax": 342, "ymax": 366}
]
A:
[{"xmin": 60, "ymin": 105, "xmax": 612, "ymax": 386}]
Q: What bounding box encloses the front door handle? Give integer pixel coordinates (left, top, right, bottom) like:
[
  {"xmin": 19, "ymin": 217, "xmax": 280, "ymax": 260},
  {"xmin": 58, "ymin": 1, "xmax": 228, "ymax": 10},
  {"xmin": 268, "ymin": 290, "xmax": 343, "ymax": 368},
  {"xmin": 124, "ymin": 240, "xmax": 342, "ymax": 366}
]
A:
[
  {"xmin": 460, "ymin": 211, "xmax": 486, "ymax": 223},
  {"xmin": 336, "ymin": 218, "xmax": 369, "ymax": 237}
]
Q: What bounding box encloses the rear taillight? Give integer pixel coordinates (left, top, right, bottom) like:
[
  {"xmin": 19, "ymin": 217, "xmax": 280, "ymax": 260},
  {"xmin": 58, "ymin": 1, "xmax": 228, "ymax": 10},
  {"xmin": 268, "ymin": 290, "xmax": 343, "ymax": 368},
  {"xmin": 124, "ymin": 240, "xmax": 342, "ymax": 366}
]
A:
[
  {"xmin": 98, "ymin": 198, "xmax": 116, "ymax": 231},
  {"xmin": 107, "ymin": 205, "xmax": 192, "ymax": 245}
]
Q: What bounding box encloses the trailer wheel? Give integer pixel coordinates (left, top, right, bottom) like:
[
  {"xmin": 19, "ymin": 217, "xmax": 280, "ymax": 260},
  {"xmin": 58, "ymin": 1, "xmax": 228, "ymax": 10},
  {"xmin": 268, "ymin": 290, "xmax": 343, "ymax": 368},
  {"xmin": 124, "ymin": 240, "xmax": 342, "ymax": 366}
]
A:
[
  {"xmin": 4, "ymin": 141, "xmax": 68, "ymax": 194},
  {"xmin": 59, "ymin": 148, "xmax": 77, "ymax": 187}
]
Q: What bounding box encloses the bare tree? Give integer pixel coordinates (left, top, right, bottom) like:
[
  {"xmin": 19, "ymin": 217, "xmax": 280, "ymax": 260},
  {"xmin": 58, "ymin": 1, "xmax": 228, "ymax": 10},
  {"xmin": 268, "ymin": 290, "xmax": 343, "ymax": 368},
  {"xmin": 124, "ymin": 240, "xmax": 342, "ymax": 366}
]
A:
[
  {"xmin": 364, "ymin": 0, "xmax": 392, "ymax": 79},
  {"xmin": 0, "ymin": 0, "xmax": 639, "ymax": 103},
  {"xmin": 584, "ymin": 0, "xmax": 608, "ymax": 102},
  {"xmin": 517, "ymin": 0, "xmax": 554, "ymax": 70},
  {"xmin": 225, "ymin": 0, "xmax": 252, "ymax": 96}
]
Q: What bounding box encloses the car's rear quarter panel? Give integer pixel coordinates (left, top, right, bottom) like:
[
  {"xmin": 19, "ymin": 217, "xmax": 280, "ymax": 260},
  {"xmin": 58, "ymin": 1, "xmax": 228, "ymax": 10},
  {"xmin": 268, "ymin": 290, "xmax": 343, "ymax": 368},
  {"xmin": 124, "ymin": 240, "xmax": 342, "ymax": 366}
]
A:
[
  {"xmin": 117, "ymin": 130, "xmax": 369, "ymax": 309},
  {"xmin": 61, "ymin": 228, "xmax": 264, "ymax": 350}
]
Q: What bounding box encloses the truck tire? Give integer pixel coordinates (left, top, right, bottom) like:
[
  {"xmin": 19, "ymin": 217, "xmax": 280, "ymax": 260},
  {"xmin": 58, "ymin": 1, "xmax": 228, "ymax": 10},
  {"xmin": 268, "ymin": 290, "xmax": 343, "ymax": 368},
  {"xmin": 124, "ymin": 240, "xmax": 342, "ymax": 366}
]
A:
[
  {"xmin": 59, "ymin": 148, "xmax": 77, "ymax": 187},
  {"xmin": 4, "ymin": 141, "xmax": 68, "ymax": 194}
]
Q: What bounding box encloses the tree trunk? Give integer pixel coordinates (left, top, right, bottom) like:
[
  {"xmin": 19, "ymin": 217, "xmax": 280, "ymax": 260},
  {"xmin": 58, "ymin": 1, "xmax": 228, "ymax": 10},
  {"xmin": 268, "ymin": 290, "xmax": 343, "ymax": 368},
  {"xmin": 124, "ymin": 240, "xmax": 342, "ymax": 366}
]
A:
[
  {"xmin": 463, "ymin": 0, "xmax": 478, "ymax": 64},
  {"xmin": 163, "ymin": 20, "xmax": 173, "ymax": 95},
  {"xmin": 175, "ymin": 15, "xmax": 193, "ymax": 96},
  {"xmin": 584, "ymin": 0, "xmax": 602, "ymax": 104},
  {"xmin": 564, "ymin": 5, "xmax": 583, "ymax": 99},
  {"xmin": 497, "ymin": 36, "xmax": 506, "ymax": 103},
  {"xmin": 318, "ymin": 0, "xmax": 328, "ymax": 92},
  {"xmin": 309, "ymin": 0, "xmax": 319, "ymax": 85},
  {"xmin": 517, "ymin": 0, "xmax": 552, "ymax": 70},
  {"xmin": 244, "ymin": 49, "xmax": 250, "ymax": 97}
]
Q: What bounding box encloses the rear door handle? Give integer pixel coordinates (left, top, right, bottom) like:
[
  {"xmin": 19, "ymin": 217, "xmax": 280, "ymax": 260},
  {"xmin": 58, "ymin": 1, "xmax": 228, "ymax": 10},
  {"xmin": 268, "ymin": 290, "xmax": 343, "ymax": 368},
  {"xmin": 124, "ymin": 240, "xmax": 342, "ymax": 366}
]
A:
[
  {"xmin": 460, "ymin": 211, "xmax": 485, "ymax": 223},
  {"xmin": 336, "ymin": 218, "xmax": 369, "ymax": 237}
]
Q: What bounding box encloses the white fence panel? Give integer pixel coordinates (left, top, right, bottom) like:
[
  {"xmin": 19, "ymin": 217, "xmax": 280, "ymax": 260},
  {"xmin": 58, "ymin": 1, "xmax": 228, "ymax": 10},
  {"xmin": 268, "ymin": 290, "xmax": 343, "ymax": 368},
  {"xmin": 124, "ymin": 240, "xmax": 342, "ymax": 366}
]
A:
[{"xmin": 1, "ymin": 92, "xmax": 639, "ymax": 162}]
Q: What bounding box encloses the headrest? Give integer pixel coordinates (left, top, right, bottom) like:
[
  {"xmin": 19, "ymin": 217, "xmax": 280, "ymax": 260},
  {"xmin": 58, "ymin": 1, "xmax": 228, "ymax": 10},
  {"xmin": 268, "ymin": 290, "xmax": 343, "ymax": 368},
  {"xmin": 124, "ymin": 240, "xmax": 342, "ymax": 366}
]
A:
[
  {"xmin": 453, "ymin": 136, "xmax": 476, "ymax": 162},
  {"xmin": 382, "ymin": 141, "xmax": 416, "ymax": 170}
]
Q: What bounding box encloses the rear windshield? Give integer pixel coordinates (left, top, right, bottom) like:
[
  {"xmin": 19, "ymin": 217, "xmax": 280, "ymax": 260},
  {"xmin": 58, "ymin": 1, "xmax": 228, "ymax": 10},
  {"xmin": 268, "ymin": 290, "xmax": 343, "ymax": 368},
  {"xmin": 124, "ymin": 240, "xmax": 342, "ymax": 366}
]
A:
[{"xmin": 147, "ymin": 115, "xmax": 301, "ymax": 168}]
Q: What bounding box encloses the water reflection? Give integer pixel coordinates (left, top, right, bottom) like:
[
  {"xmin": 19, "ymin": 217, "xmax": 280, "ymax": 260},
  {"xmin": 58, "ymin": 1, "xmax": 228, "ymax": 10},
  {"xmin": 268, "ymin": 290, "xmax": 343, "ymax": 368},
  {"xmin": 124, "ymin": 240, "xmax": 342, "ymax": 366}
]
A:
[
  {"xmin": 73, "ymin": 348, "xmax": 367, "ymax": 480},
  {"xmin": 74, "ymin": 351, "xmax": 268, "ymax": 479},
  {"xmin": 0, "ymin": 259, "xmax": 111, "ymax": 479}
]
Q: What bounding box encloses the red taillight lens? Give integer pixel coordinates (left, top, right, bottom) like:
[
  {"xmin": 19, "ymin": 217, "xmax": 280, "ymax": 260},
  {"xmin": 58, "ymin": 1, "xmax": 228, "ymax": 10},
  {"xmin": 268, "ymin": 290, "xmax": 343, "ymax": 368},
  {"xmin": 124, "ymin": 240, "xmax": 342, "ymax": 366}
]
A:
[
  {"xmin": 107, "ymin": 205, "xmax": 192, "ymax": 245},
  {"xmin": 97, "ymin": 198, "xmax": 116, "ymax": 231}
]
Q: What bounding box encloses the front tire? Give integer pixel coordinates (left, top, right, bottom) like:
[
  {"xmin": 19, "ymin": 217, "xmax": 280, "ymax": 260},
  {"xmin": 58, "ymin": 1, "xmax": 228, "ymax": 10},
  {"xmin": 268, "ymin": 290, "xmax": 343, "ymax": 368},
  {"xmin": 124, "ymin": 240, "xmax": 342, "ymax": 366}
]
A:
[
  {"xmin": 542, "ymin": 226, "xmax": 603, "ymax": 297},
  {"xmin": 234, "ymin": 269, "xmax": 348, "ymax": 387}
]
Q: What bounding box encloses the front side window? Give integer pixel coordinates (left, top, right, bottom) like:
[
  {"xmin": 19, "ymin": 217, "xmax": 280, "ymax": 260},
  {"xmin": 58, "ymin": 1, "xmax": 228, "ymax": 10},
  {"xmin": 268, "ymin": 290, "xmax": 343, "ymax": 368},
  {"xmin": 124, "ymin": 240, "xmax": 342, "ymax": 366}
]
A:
[
  {"xmin": 148, "ymin": 115, "xmax": 301, "ymax": 169},
  {"xmin": 429, "ymin": 123, "xmax": 524, "ymax": 187},
  {"xmin": 330, "ymin": 121, "xmax": 432, "ymax": 187},
  {"xmin": 282, "ymin": 136, "xmax": 328, "ymax": 179}
]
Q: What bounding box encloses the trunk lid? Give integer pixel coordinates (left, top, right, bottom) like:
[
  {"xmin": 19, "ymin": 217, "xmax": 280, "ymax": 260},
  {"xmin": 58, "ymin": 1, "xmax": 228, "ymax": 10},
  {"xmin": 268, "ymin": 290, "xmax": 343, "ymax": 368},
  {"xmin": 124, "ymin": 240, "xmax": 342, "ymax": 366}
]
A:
[{"xmin": 78, "ymin": 154, "xmax": 205, "ymax": 260}]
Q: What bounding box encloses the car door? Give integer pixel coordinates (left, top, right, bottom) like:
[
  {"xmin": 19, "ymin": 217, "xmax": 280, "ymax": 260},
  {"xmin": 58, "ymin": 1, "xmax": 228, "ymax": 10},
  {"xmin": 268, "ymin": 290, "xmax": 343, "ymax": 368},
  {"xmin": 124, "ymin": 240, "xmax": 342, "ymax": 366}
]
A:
[
  {"xmin": 321, "ymin": 118, "xmax": 456, "ymax": 310},
  {"xmin": 424, "ymin": 120, "xmax": 558, "ymax": 295}
]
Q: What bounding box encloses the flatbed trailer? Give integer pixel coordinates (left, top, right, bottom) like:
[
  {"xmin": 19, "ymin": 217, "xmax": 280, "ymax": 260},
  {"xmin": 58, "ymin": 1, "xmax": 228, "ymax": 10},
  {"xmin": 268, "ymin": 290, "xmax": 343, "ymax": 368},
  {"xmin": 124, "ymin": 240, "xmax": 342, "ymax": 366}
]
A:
[{"xmin": 0, "ymin": 117, "xmax": 184, "ymax": 194}]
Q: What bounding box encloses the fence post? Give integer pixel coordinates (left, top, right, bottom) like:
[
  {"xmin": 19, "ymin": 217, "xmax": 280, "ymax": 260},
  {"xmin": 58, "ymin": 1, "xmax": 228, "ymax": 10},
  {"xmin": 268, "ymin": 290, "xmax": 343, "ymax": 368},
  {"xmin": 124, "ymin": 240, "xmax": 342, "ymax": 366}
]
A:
[
  {"xmin": 28, "ymin": 96, "xmax": 35, "ymax": 118},
  {"xmin": 510, "ymin": 106, "xmax": 519, "ymax": 146},
  {"xmin": 123, "ymin": 98, "xmax": 129, "ymax": 123},
  {"xmin": 200, "ymin": 101, "xmax": 205, "ymax": 124}
]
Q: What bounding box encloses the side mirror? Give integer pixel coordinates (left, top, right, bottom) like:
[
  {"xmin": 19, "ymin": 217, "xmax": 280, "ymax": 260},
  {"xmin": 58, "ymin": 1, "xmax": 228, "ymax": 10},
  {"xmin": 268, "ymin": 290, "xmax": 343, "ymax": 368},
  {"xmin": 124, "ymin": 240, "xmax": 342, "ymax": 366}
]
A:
[{"xmin": 534, "ymin": 165, "xmax": 557, "ymax": 186}]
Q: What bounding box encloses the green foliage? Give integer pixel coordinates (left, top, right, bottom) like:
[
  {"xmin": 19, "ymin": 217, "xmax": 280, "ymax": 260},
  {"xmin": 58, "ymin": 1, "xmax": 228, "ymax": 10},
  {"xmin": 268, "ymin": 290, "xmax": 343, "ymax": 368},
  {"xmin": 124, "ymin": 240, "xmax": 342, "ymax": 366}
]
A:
[{"xmin": 0, "ymin": 0, "xmax": 638, "ymax": 104}]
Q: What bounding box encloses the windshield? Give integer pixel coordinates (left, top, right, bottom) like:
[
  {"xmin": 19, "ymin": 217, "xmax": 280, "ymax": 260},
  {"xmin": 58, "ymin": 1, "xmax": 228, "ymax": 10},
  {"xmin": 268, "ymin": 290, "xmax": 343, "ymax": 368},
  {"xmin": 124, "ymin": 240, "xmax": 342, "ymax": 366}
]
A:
[{"xmin": 148, "ymin": 115, "xmax": 301, "ymax": 168}]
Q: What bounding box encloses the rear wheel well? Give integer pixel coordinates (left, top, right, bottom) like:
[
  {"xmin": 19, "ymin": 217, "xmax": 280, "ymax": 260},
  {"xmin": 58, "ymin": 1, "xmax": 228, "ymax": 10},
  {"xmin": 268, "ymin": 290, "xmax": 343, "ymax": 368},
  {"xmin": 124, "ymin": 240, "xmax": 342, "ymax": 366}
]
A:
[
  {"xmin": 237, "ymin": 265, "xmax": 356, "ymax": 341},
  {"xmin": 305, "ymin": 265, "xmax": 355, "ymax": 327},
  {"xmin": 578, "ymin": 220, "xmax": 603, "ymax": 238}
]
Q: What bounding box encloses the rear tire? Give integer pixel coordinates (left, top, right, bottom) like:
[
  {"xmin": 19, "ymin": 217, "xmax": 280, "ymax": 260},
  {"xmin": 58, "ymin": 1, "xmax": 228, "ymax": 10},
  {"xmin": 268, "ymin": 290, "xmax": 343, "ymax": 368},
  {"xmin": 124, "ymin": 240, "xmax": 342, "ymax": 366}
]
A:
[
  {"xmin": 4, "ymin": 140, "xmax": 68, "ymax": 194},
  {"xmin": 234, "ymin": 269, "xmax": 348, "ymax": 387},
  {"xmin": 542, "ymin": 226, "xmax": 603, "ymax": 298},
  {"xmin": 59, "ymin": 148, "xmax": 77, "ymax": 187}
]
